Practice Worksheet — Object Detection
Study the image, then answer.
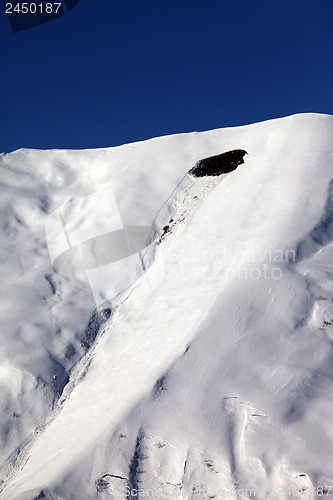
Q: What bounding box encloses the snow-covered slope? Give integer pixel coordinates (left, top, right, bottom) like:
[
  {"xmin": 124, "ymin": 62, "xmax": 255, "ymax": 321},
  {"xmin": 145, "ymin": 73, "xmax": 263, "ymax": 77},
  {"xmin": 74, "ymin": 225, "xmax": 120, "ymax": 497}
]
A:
[{"xmin": 1, "ymin": 114, "xmax": 333, "ymax": 499}]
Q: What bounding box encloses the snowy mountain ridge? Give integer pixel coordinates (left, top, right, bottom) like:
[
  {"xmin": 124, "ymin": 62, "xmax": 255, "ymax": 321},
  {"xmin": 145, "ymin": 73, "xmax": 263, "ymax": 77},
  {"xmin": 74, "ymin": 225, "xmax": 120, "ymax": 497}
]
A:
[{"xmin": 1, "ymin": 114, "xmax": 333, "ymax": 499}]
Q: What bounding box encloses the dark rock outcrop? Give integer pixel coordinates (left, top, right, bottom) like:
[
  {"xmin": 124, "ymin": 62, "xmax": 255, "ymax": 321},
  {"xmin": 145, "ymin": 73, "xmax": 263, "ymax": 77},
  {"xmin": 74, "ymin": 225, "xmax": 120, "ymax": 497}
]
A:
[{"xmin": 189, "ymin": 149, "xmax": 248, "ymax": 177}]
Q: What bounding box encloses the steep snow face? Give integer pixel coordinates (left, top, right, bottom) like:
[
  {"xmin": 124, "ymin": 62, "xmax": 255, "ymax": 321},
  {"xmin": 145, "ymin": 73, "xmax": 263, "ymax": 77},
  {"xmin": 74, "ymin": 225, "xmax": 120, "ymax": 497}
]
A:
[{"xmin": 1, "ymin": 114, "xmax": 333, "ymax": 499}]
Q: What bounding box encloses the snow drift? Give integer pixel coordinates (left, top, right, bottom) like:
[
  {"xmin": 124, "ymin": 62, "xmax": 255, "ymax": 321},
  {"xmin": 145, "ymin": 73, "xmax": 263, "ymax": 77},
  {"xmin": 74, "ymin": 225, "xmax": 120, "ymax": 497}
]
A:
[{"xmin": 0, "ymin": 114, "xmax": 333, "ymax": 499}]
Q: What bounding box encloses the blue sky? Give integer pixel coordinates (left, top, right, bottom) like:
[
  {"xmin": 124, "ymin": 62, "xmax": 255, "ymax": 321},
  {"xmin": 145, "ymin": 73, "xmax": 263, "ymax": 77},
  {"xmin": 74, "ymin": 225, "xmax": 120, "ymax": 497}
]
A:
[{"xmin": 1, "ymin": 0, "xmax": 333, "ymax": 153}]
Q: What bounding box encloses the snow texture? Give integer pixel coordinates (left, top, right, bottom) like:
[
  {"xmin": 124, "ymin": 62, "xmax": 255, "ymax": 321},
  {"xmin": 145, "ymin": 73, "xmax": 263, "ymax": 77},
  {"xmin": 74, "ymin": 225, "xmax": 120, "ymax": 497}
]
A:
[{"xmin": 1, "ymin": 114, "xmax": 333, "ymax": 499}]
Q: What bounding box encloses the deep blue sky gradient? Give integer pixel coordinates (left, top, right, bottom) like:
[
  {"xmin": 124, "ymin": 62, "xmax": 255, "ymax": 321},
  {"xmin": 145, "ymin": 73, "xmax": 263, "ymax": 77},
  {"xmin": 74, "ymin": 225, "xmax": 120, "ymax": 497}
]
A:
[{"xmin": 1, "ymin": 0, "xmax": 333, "ymax": 152}]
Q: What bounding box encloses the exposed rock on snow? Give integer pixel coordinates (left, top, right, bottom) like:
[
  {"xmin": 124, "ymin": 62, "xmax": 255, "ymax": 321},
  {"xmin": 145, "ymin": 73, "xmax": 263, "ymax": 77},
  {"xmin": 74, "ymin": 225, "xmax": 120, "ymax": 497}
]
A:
[{"xmin": 189, "ymin": 148, "xmax": 248, "ymax": 177}]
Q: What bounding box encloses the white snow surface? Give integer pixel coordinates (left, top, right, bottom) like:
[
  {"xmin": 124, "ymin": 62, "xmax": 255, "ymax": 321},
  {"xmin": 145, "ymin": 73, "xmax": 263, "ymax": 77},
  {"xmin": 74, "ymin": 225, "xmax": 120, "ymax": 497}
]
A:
[{"xmin": 1, "ymin": 114, "xmax": 333, "ymax": 499}]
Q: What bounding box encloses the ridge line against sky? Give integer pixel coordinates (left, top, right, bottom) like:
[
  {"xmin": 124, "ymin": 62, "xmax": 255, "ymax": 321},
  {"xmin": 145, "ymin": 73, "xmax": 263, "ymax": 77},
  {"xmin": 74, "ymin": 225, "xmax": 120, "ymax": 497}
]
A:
[
  {"xmin": 4, "ymin": 112, "xmax": 332, "ymax": 155},
  {"xmin": 1, "ymin": 0, "xmax": 333, "ymax": 153}
]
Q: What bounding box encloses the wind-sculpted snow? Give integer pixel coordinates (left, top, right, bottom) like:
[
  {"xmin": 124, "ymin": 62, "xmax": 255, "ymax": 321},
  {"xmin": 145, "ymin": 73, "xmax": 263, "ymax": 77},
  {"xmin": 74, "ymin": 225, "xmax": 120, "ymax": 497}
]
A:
[{"xmin": 1, "ymin": 114, "xmax": 333, "ymax": 499}]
